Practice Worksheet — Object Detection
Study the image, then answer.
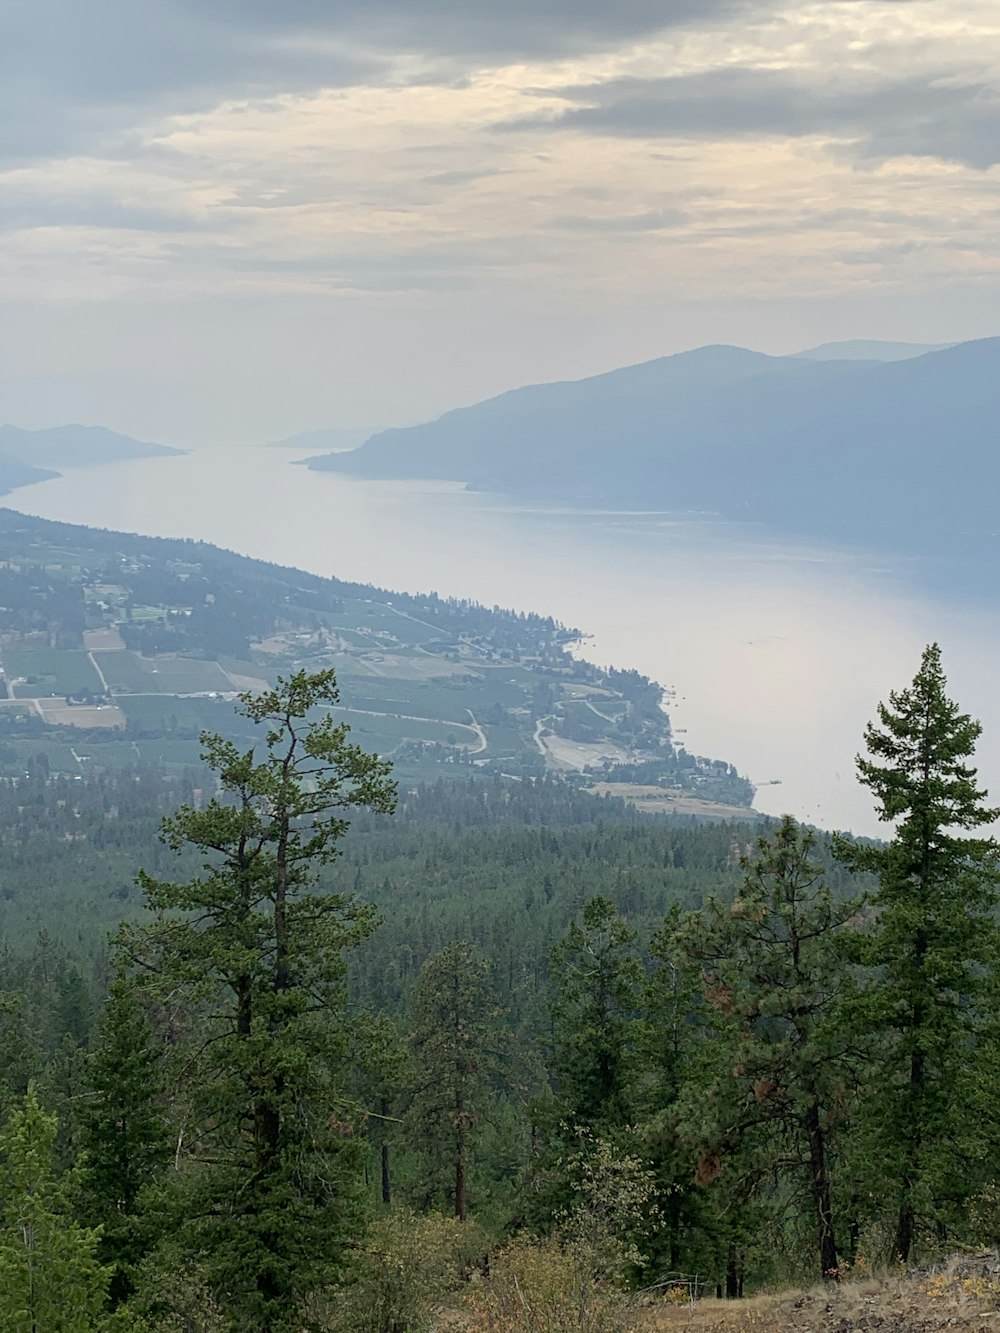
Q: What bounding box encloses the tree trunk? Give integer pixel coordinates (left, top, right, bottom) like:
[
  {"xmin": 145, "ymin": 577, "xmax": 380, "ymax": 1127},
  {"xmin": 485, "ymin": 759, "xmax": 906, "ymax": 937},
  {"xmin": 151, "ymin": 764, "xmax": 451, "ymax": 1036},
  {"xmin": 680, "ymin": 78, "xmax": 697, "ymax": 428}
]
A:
[
  {"xmin": 726, "ymin": 1244, "xmax": 742, "ymax": 1299},
  {"xmin": 454, "ymin": 1084, "xmax": 466, "ymax": 1221},
  {"xmin": 894, "ymin": 1156, "xmax": 917, "ymax": 1265},
  {"xmin": 894, "ymin": 943, "xmax": 927, "ymax": 1266},
  {"xmin": 380, "ymin": 1097, "xmax": 392, "ymax": 1205},
  {"xmin": 804, "ymin": 1101, "xmax": 839, "ymax": 1280}
]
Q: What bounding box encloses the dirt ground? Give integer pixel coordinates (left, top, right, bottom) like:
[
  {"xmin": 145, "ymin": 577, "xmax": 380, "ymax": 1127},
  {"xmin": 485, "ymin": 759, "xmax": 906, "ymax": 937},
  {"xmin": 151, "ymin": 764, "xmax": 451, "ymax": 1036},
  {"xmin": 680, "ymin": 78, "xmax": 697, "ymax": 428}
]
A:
[
  {"xmin": 588, "ymin": 782, "xmax": 762, "ymax": 819},
  {"xmin": 34, "ymin": 700, "xmax": 126, "ymax": 729},
  {"xmin": 641, "ymin": 1257, "xmax": 1000, "ymax": 1333}
]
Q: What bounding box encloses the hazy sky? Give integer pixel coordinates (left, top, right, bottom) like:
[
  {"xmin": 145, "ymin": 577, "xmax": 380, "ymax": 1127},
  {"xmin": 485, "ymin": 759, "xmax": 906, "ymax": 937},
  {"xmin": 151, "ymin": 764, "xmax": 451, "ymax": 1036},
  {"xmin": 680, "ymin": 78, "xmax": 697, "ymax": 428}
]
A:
[{"xmin": 2, "ymin": 0, "xmax": 999, "ymax": 445}]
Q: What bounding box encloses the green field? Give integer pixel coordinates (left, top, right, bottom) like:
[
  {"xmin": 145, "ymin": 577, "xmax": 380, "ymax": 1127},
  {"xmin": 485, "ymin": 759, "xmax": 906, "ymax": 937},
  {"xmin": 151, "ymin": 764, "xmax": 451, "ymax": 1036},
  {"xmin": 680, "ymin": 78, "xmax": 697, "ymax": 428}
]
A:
[
  {"xmin": 95, "ymin": 652, "xmax": 233, "ymax": 694},
  {"xmin": 118, "ymin": 694, "xmax": 250, "ymax": 734},
  {"xmin": 337, "ymin": 675, "xmax": 525, "ymax": 721},
  {"xmin": 0, "ymin": 737, "xmax": 124, "ymax": 774},
  {"xmin": 336, "ymin": 599, "xmax": 443, "ymax": 646},
  {"xmin": 337, "ymin": 709, "xmax": 471, "ymax": 749},
  {"xmin": 131, "ymin": 738, "xmax": 208, "ymax": 769},
  {"xmin": 3, "ymin": 649, "xmax": 103, "ymax": 697},
  {"xmin": 481, "ymin": 723, "xmax": 532, "ymax": 757}
]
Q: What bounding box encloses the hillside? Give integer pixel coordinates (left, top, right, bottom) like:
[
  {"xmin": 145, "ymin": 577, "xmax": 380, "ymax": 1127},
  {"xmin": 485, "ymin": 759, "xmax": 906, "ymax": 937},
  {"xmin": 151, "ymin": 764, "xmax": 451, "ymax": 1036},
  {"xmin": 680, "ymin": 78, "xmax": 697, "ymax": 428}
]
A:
[
  {"xmin": 306, "ymin": 338, "xmax": 1000, "ymax": 550},
  {"xmin": 795, "ymin": 338, "xmax": 950, "ymax": 361},
  {"xmin": 0, "ymin": 456, "xmax": 58, "ymax": 496},
  {"xmin": 0, "ymin": 507, "xmax": 752, "ymax": 809},
  {"xmin": 0, "ymin": 423, "xmax": 183, "ymax": 495}
]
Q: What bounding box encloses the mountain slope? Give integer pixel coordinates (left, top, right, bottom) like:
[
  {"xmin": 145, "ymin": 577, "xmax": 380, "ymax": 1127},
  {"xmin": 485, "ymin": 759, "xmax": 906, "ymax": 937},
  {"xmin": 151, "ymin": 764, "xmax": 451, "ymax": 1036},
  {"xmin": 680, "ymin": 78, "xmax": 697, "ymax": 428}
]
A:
[
  {"xmin": 305, "ymin": 345, "xmax": 839, "ymax": 484},
  {"xmin": 0, "ymin": 457, "xmax": 58, "ymax": 495},
  {"xmin": 0, "ymin": 423, "xmax": 183, "ymax": 469},
  {"xmin": 305, "ymin": 338, "xmax": 1000, "ymax": 547},
  {"xmin": 794, "ymin": 338, "xmax": 950, "ymax": 361}
]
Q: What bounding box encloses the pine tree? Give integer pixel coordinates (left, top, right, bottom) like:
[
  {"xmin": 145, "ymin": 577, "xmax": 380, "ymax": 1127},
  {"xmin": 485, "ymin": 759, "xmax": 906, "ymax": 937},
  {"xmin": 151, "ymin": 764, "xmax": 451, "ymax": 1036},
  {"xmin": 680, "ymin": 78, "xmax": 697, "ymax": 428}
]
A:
[
  {"xmin": 126, "ymin": 669, "xmax": 396, "ymax": 1330},
  {"xmin": 77, "ymin": 974, "xmax": 171, "ymax": 1306},
  {"xmin": 0, "ymin": 1085, "xmax": 110, "ymax": 1333},
  {"xmin": 523, "ymin": 898, "xmax": 643, "ymax": 1239},
  {"xmin": 549, "ymin": 895, "xmax": 641, "ymax": 1132},
  {"xmin": 407, "ymin": 941, "xmax": 504, "ymax": 1221},
  {"xmin": 638, "ymin": 903, "xmax": 721, "ymax": 1276},
  {"xmin": 836, "ymin": 643, "xmax": 1000, "ymax": 1262},
  {"xmin": 679, "ymin": 817, "xmax": 861, "ymax": 1281}
]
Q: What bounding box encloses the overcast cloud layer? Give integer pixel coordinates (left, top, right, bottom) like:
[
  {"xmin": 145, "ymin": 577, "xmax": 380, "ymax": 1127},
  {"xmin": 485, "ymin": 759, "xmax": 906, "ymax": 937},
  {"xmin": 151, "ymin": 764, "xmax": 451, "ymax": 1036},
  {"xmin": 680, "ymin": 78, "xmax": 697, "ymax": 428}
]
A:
[{"xmin": 1, "ymin": 0, "xmax": 998, "ymax": 444}]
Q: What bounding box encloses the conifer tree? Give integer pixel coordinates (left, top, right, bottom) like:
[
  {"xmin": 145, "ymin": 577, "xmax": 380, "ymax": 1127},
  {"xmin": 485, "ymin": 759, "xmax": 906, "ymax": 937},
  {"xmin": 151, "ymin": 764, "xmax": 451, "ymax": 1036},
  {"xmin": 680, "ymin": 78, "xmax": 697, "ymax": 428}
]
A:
[
  {"xmin": 549, "ymin": 895, "xmax": 641, "ymax": 1131},
  {"xmin": 836, "ymin": 643, "xmax": 1000, "ymax": 1262},
  {"xmin": 525, "ymin": 898, "xmax": 642, "ymax": 1237},
  {"xmin": 0, "ymin": 1085, "xmax": 110, "ymax": 1332},
  {"xmin": 407, "ymin": 941, "xmax": 504, "ymax": 1221},
  {"xmin": 680, "ymin": 817, "xmax": 861, "ymax": 1280},
  {"xmin": 127, "ymin": 669, "xmax": 396, "ymax": 1330},
  {"xmin": 638, "ymin": 904, "xmax": 721, "ymax": 1276},
  {"xmin": 77, "ymin": 974, "xmax": 171, "ymax": 1306}
]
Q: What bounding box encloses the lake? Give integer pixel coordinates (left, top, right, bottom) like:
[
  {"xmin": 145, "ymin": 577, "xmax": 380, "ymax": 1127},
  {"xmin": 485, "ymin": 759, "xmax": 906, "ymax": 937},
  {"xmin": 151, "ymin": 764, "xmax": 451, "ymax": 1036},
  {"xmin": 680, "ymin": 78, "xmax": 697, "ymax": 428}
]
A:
[{"xmin": 8, "ymin": 445, "xmax": 999, "ymax": 837}]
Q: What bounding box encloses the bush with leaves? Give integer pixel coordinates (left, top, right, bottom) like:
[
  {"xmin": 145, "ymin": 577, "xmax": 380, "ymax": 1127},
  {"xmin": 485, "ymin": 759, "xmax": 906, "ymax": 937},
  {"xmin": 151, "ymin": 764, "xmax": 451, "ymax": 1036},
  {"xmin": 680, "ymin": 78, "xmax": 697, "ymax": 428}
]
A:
[
  {"xmin": 469, "ymin": 1132, "xmax": 654, "ymax": 1331},
  {"xmin": 464, "ymin": 1235, "xmax": 638, "ymax": 1333},
  {"xmin": 316, "ymin": 1208, "xmax": 484, "ymax": 1333},
  {"xmin": 123, "ymin": 1262, "xmax": 228, "ymax": 1333}
]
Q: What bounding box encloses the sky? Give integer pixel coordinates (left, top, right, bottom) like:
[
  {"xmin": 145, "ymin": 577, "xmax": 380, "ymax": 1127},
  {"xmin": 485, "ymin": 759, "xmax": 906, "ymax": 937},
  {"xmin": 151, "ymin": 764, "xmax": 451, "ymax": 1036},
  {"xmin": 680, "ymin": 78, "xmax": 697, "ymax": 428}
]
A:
[{"xmin": 2, "ymin": 0, "xmax": 999, "ymax": 446}]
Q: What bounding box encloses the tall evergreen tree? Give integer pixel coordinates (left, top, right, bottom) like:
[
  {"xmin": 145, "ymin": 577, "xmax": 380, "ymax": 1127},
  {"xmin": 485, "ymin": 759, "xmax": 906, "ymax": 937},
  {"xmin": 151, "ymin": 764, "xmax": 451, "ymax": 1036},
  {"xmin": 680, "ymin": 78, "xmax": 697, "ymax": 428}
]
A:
[
  {"xmin": 836, "ymin": 643, "xmax": 1000, "ymax": 1262},
  {"xmin": 638, "ymin": 904, "xmax": 722, "ymax": 1277},
  {"xmin": 679, "ymin": 817, "xmax": 861, "ymax": 1280},
  {"xmin": 549, "ymin": 895, "xmax": 641, "ymax": 1132},
  {"xmin": 127, "ymin": 670, "xmax": 396, "ymax": 1330},
  {"xmin": 524, "ymin": 898, "xmax": 642, "ymax": 1238},
  {"xmin": 407, "ymin": 941, "xmax": 504, "ymax": 1221},
  {"xmin": 0, "ymin": 1085, "xmax": 110, "ymax": 1333},
  {"xmin": 77, "ymin": 974, "xmax": 171, "ymax": 1306}
]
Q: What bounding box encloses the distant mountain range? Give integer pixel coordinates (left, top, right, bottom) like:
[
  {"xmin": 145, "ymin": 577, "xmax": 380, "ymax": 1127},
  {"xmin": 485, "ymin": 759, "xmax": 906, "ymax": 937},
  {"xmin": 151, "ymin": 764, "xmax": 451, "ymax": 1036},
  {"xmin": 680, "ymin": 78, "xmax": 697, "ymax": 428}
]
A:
[
  {"xmin": 305, "ymin": 337, "xmax": 1000, "ymax": 549},
  {"xmin": 0, "ymin": 424, "xmax": 182, "ymax": 495},
  {"xmin": 794, "ymin": 339, "xmax": 951, "ymax": 362}
]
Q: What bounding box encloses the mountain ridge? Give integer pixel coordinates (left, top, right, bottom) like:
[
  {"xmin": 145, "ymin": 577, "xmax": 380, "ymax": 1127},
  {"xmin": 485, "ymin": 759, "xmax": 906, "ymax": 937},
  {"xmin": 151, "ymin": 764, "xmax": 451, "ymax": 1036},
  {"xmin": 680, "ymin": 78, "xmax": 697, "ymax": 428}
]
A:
[
  {"xmin": 0, "ymin": 422, "xmax": 184, "ymax": 494},
  {"xmin": 303, "ymin": 337, "xmax": 1000, "ymax": 549}
]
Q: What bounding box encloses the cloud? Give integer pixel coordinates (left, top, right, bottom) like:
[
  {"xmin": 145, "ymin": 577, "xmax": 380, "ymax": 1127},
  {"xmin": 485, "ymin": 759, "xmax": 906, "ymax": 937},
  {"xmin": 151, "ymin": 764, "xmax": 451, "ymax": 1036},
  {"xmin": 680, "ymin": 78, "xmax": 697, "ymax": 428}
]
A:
[
  {"xmin": 507, "ymin": 65, "xmax": 1000, "ymax": 168},
  {"xmin": 551, "ymin": 208, "xmax": 690, "ymax": 232},
  {"xmin": 0, "ymin": 0, "xmax": 755, "ymax": 166},
  {"xmin": 0, "ymin": 197, "xmax": 198, "ymax": 236}
]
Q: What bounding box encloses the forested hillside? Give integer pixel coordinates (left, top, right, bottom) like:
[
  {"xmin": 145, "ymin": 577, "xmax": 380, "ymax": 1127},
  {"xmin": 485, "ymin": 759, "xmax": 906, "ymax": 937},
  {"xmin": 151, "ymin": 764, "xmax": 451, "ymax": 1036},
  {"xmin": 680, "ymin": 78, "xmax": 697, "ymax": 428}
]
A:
[{"xmin": 0, "ymin": 646, "xmax": 997, "ymax": 1331}]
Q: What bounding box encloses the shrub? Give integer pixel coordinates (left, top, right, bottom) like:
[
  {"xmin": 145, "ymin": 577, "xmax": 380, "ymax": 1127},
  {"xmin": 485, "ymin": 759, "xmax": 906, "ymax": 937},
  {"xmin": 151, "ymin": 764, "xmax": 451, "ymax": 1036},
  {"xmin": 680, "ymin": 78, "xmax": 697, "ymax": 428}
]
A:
[
  {"xmin": 318, "ymin": 1208, "xmax": 484, "ymax": 1333},
  {"xmin": 463, "ymin": 1234, "xmax": 639, "ymax": 1333}
]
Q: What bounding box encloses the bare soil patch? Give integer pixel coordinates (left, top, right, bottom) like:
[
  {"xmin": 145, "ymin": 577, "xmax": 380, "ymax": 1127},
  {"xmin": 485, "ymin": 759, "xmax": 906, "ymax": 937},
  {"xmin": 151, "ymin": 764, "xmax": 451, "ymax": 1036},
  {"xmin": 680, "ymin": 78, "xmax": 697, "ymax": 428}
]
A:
[
  {"xmin": 35, "ymin": 700, "xmax": 126, "ymax": 729},
  {"xmin": 83, "ymin": 627, "xmax": 126, "ymax": 651},
  {"xmin": 589, "ymin": 782, "xmax": 760, "ymax": 819}
]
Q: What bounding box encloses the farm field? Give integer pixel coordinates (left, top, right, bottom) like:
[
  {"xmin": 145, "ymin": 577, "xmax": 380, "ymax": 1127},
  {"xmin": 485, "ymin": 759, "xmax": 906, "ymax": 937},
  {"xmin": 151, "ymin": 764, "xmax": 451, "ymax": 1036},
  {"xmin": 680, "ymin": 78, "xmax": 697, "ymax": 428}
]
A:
[
  {"xmin": 117, "ymin": 694, "xmax": 253, "ymax": 736},
  {"xmin": 94, "ymin": 651, "xmax": 234, "ymax": 694},
  {"xmin": 34, "ymin": 700, "xmax": 126, "ymax": 729},
  {"xmin": 336, "ymin": 599, "xmax": 444, "ymax": 645},
  {"xmin": 338, "ymin": 676, "xmax": 525, "ymax": 720},
  {"xmin": 336, "ymin": 708, "xmax": 475, "ymax": 748},
  {"xmin": 3, "ymin": 649, "xmax": 103, "ymax": 697}
]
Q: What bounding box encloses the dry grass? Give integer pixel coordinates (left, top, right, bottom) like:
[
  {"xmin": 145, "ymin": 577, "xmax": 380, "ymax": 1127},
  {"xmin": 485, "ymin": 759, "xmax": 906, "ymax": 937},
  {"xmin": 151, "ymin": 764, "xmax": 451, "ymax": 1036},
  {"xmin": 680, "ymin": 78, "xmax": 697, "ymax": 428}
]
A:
[
  {"xmin": 638, "ymin": 1257, "xmax": 1000, "ymax": 1333},
  {"xmin": 439, "ymin": 1255, "xmax": 1000, "ymax": 1333}
]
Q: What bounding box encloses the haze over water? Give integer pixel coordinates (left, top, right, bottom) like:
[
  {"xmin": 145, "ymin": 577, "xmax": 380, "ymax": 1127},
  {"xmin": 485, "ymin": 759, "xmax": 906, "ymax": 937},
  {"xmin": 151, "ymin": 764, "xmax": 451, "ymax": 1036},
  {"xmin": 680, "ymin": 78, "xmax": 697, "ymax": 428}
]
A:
[{"xmin": 9, "ymin": 447, "xmax": 1000, "ymax": 838}]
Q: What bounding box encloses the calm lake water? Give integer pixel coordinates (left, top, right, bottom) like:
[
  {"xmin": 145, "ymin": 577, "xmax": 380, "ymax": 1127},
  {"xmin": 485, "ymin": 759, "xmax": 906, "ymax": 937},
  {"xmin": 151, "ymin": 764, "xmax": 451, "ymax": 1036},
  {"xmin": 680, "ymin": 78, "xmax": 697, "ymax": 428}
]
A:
[{"xmin": 8, "ymin": 446, "xmax": 1000, "ymax": 837}]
